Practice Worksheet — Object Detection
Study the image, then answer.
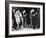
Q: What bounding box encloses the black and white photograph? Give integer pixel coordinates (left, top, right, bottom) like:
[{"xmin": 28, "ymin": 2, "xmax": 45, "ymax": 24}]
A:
[
  {"xmin": 5, "ymin": 1, "xmax": 45, "ymax": 37},
  {"xmin": 12, "ymin": 7, "xmax": 40, "ymax": 30}
]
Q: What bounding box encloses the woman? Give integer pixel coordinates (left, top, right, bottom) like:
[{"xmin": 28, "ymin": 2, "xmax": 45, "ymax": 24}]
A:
[
  {"xmin": 14, "ymin": 10, "xmax": 23, "ymax": 30},
  {"xmin": 30, "ymin": 9, "xmax": 38, "ymax": 29}
]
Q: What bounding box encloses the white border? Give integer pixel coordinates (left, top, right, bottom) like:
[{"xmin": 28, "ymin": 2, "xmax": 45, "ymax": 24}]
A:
[{"xmin": 9, "ymin": 4, "xmax": 43, "ymax": 35}]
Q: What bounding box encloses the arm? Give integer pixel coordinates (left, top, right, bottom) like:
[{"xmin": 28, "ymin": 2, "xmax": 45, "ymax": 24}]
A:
[
  {"xmin": 32, "ymin": 12, "xmax": 38, "ymax": 16},
  {"xmin": 30, "ymin": 11, "xmax": 38, "ymax": 17}
]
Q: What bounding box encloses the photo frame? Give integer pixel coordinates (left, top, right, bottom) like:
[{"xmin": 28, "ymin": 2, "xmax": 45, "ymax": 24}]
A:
[{"xmin": 5, "ymin": 1, "xmax": 45, "ymax": 37}]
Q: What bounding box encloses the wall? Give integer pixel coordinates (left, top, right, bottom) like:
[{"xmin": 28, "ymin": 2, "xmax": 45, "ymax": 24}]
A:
[{"xmin": 0, "ymin": 0, "xmax": 46, "ymax": 38}]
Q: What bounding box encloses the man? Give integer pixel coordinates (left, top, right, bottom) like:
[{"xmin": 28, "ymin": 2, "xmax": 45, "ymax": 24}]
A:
[{"xmin": 22, "ymin": 10, "xmax": 27, "ymax": 28}]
